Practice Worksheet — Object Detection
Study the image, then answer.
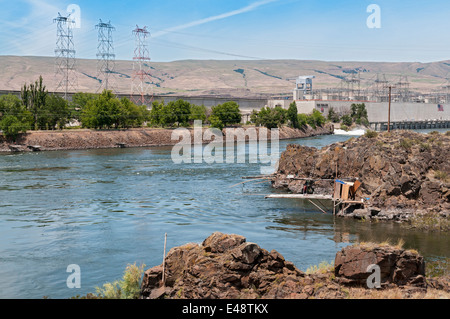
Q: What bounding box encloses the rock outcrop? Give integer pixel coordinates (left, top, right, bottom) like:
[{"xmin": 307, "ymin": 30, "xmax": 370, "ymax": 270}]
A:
[
  {"xmin": 140, "ymin": 233, "xmax": 449, "ymax": 299},
  {"xmin": 334, "ymin": 244, "xmax": 426, "ymax": 287},
  {"xmin": 273, "ymin": 130, "xmax": 450, "ymax": 221}
]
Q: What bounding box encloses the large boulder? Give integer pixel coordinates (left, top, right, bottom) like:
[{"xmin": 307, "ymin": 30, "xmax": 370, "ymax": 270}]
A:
[
  {"xmin": 141, "ymin": 232, "xmax": 306, "ymax": 299},
  {"xmin": 334, "ymin": 244, "xmax": 426, "ymax": 287}
]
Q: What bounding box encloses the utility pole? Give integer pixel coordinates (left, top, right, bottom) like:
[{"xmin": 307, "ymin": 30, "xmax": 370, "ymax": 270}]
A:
[{"xmin": 388, "ymin": 86, "xmax": 392, "ymax": 132}]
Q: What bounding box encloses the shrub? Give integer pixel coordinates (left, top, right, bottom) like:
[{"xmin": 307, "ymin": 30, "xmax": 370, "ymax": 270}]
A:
[
  {"xmin": 399, "ymin": 138, "xmax": 414, "ymax": 149},
  {"xmin": 297, "ymin": 113, "xmax": 308, "ymax": 128},
  {"xmin": 95, "ymin": 263, "xmax": 146, "ymax": 299},
  {"xmin": 0, "ymin": 115, "xmax": 29, "ymax": 141},
  {"xmin": 434, "ymin": 170, "xmax": 448, "ymax": 182},
  {"xmin": 364, "ymin": 130, "xmax": 378, "ymax": 138},
  {"xmin": 306, "ymin": 261, "xmax": 335, "ymax": 275},
  {"xmin": 341, "ymin": 114, "xmax": 353, "ymax": 127}
]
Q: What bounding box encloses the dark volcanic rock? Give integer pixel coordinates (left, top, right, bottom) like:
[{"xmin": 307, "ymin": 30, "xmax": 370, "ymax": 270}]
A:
[
  {"xmin": 334, "ymin": 244, "xmax": 425, "ymax": 287},
  {"xmin": 140, "ymin": 233, "xmax": 445, "ymax": 299},
  {"xmin": 141, "ymin": 232, "xmax": 307, "ymax": 299},
  {"xmin": 273, "ymin": 130, "xmax": 450, "ymax": 221}
]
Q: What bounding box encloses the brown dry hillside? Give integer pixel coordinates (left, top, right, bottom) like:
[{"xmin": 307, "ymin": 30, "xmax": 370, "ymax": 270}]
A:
[{"xmin": 1, "ymin": 56, "xmax": 450, "ymax": 98}]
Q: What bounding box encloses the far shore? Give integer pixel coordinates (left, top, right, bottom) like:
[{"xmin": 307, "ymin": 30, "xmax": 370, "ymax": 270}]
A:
[{"xmin": 0, "ymin": 124, "xmax": 334, "ymax": 153}]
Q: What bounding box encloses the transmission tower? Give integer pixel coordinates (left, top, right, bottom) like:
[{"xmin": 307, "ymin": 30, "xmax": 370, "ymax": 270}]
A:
[
  {"xmin": 131, "ymin": 25, "xmax": 153, "ymax": 106},
  {"xmin": 54, "ymin": 13, "xmax": 77, "ymax": 99},
  {"xmin": 96, "ymin": 20, "xmax": 117, "ymax": 93}
]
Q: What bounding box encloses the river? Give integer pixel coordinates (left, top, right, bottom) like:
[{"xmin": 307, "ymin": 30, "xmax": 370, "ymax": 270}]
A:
[{"xmin": 0, "ymin": 129, "xmax": 448, "ymax": 299}]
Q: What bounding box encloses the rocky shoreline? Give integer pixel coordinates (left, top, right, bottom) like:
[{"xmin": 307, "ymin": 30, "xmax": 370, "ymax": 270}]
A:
[
  {"xmin": 272, "ymin": 130, "xmax": 450, "ymax": 225},
  {"xmin": 140, "ymin": 233, "xmax": 449, "ymax": 299},
  {"xmin": 0, "ymin": 124, "xmax": 334, "ymax": 153}
]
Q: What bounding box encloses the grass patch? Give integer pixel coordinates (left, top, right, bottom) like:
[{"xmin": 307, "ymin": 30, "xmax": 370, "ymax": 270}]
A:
[
  {"xmin": 398, "ymin": 138, "xmax": 414, "ymax": 150},
  {"xmin": 409, "ymin": 212, "xmax": 450, "ymax": 232},
  {"xmin": 426, "ymin": 258, "xmax": 450, "ymax": 278},
  {"xmin": 364, "ymin": 130, "xmax": 378, "ymax": 138},
  {"xmin": 305, "ymin": 261, "xmax": 335, "ymax": 275},
  {"xmin": 434, "ymin": 170, "xmax": 449, "ymax": 182}
]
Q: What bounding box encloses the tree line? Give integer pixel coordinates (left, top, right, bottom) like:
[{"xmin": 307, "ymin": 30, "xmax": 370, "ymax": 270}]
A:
[
  {"xmin": 0, "ymin": 76, "xmax": 334, "ymax": 140},
  {"xmin": 250, "ymin": 102, "xmax": 327, "ymax": 130}
]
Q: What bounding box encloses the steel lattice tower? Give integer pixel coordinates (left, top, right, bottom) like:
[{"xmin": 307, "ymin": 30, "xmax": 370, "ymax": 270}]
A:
[
  {"xmin": 131, "ymin": 25, "xmax": 153, "ymax": 106},
  {"xmin": 54, "ymin": 13, "xmax": 77, "ymax": 99},
  {"xmin": 96, "ymin": 20, "xmax": 116, "ymax": 93}
]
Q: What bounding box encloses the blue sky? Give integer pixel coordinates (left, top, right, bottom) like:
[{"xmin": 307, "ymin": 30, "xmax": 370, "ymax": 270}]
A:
[{"xmin": 1, "ymin": 0, "xmax": 450, "ymax": 62}]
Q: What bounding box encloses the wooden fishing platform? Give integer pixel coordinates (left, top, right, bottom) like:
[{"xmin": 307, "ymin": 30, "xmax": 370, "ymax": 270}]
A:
[{"xmin": 265, "ymin": 194, "xmax": 333, "ymax": 200}]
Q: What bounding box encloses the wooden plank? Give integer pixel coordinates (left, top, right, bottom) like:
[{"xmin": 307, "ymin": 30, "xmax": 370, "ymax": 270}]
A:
[
  {"xmin": 265, "ymin": 194, "xmax": 333, "ymax": 200},
  {"xmin": 333, "ymin": 182, "xmax": 342, "ymax": 199},
  {"xmin": 342, "ymin": 184, "xmax": 350, "ymax": 200},
  {"xmin": 308, "ymin": 200, "xmax": 328, "ymax": 214}
]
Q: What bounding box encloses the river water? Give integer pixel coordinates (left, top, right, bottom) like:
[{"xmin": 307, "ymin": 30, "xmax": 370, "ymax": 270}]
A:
[{"xmin": 0, "ymin": 129, "xmax": 448, "ymax": 299}]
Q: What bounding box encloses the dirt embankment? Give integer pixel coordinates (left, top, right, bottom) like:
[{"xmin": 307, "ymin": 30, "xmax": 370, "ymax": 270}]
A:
[
  {"xmin": 0, "ymin": 124, "xmax": 334, "ymax": 153},
  {"xmin": 141, "ymin": 232, "xmax": 449, "ymax": 299},
  {"xmin": 273, "ymin": 130, "xmax": 450, "ymax": 222}
]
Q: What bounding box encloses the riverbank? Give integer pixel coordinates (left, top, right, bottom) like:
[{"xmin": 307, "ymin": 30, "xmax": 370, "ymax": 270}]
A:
[
  {"xmin": 0, "ymin": 124, "xmax": 334, "ymax": 153},
  {"xmin": 273, "ymin": 130, "xmax": 450, "ymax": 225}
]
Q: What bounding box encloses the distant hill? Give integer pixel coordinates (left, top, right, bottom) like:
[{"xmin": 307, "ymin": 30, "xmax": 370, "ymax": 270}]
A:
[{"xmin": 1, "ymin": 56, "xmax": 450, "ymax": 98}]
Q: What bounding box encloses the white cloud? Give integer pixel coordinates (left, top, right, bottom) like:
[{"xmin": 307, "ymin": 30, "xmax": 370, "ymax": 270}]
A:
[{"xmin": 152, "ymin": 0, "xmax": 278, "ymax": 38}]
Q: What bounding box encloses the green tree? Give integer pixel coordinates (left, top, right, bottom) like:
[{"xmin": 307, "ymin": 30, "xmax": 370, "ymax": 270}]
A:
[
  {"xmin": 350, "ymin": 103, "xmax": 369, "ymax": 126},
  {"xmin": 81, "ymin": 90, "xmax": 122, "ymax": 129},
  {"xmin": 211, "ymin": 101, "xmax": 242, "ymax": 127},
  {"xmin": 327, "ymin": 107, "xmax": 340, "ymax": 123},
  {"xmin": 189, "ymin": 104, "xmax": 207, "ymax": 123},
  {"xmin": 70, "ymin": 92, "xmax": 97, "ymax": 121},
  {"xmin": 0, "ymin": 115, "xmax": 29, "ymax": 141},
  {"xmin": 170, "ymin": 99, "xmax": 191, "ymax": 127},
  {"xmin": 209, "ymin": 115, "xmax": 224, "ymax": 131},
  {"xmin": 119, "ymin": 97, "xmax": 148, "ymax": 128},
  {"xmin": 287, "ymin": 102, "xmax": 299, "ymax": 129},
  {"xmin": 341, "ymin": 114, "xmax": 353, "ymax": 127},
  {"xmin": 307, "ymin": 109, "xmax": 326, "ymax": 129},
  {"xmin": 297, "ymin": 113, "xmax": 308, "ymax": 128},
  {"xmin": 21, "ymin": 75, "xmax": 48, "ymax": 130},
  {"xmin": 0, "ymin": 94, "xmax": 32, "ymax": 139},
  {"xmin": 41, "ymin": 94, "xmax": 70, "ymax": 130},
  {"xmin": 253, "ymin": 106, "xmax": 287, "ymax": 129},
  {"xmin": 148, "ymin": 100, "xmax": 164, "ymax": 127}
]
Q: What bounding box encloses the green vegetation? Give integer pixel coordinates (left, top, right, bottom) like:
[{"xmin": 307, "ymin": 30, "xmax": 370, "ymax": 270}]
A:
[
  {"xmin": 409, "ymin": 212, "xmax": 450, "ymax": 232},
  {"xmin": 0, "ymin": 94, "xmax": 32, "ymax": 140},
  {"xmin": 287, "ymin": 102, "xmax": 300, "ymax": 129},
  {"xmin": 364, "ymin": 130, "xmax": 378, "ymax": 138},
  {"xmin": 210, "ymin": 101, "xmax": 242, "ymax": 128},
  {"xmin": 250, "ymin": 106, "xmax": 326, "ymax": 130},
  {"xmin": 251, "ymin": 106, "xmax": 287, "ymax": 129},
  {"xmin": 434, "ymin": 170, "xmax": 449, "ymax": 182},
  {"xmin": 327, "ymin": 107, "xmax": 340, "ymax": 123},
  {"xmin": 305, "ymin": 261, "xmax": 335, "ymax": 275},
  {"xmin": 95, "ymin": 263, "xmax": 146, "ymax": 299},
  {"xmin": 398, "ymin": 138, "xmax": 414, "ymax": 150},
  {"xmin": 80, "ymin": 90, "xmax": 149, "ymax": 129},
  {"xmin": 336, "ymin": 103, "xmax": 370, "ymax": 128},
  {"xmin": 426, "ymin": 258, "xmax": 449, "ymax": 278},
  {"xmin": 306, "ymin": 109, "xmax": 327, "ymax": 129},
  {"xmin": 350, "ymin": 103, "xmax": 369, "ymax": 126}
]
